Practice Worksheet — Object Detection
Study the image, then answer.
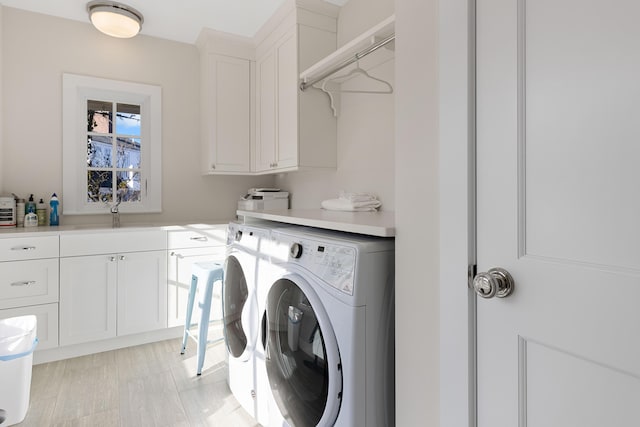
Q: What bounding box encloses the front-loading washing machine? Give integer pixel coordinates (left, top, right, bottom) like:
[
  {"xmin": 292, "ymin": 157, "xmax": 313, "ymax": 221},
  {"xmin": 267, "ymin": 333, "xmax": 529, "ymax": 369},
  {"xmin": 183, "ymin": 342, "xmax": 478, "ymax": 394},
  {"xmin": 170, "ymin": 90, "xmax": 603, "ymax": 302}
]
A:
[
  {"xmin": 258, "ymin": 225, "xmax": 395, "ymax": 427},
  {"xmin": 224, "ymin": 222, "xmax": 272, "ymax": 421}
]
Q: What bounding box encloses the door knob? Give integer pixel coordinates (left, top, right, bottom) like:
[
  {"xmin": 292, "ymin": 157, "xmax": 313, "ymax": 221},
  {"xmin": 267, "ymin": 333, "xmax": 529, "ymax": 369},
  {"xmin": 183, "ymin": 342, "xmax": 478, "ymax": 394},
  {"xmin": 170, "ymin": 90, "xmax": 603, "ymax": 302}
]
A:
[{"xmin": 473, "ymin": 267, "xmax": 514, "ymax": 299}]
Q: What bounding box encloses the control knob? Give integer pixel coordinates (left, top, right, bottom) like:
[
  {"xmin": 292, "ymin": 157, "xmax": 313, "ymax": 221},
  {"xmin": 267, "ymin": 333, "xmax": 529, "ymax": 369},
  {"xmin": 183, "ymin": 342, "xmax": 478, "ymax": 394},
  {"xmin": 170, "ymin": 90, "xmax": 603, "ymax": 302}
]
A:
[
  {"xmin": 235, "ymin": 230, "xmax": 243, "ymax": 241},
  {"xmin": 290, "ymin": 242, "xmax": 303, "ymax": 259}
]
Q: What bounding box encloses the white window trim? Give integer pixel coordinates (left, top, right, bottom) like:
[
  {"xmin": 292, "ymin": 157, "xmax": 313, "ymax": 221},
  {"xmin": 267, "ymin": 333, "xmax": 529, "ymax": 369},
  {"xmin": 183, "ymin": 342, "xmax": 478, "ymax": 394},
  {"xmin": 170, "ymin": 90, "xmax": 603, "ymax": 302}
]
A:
[{"xmin": 62, "ymin": 73, "xmax": 162, "ymax": 215}]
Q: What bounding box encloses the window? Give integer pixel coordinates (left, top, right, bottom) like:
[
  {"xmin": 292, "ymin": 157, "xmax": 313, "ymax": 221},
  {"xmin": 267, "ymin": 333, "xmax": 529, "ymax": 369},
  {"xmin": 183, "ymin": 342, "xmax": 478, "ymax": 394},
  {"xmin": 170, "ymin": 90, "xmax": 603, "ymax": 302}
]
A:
[{"xmin": 63, "ymin": 74, "xmax": 161, "ymax": 214}]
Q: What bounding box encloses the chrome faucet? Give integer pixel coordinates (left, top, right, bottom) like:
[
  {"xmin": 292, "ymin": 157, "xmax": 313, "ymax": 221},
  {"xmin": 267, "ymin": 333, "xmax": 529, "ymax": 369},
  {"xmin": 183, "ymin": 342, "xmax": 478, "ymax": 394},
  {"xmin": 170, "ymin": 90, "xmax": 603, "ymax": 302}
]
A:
[{"xmin": 111, "ymin": 200, "xmax": 121, "ymax": 228}]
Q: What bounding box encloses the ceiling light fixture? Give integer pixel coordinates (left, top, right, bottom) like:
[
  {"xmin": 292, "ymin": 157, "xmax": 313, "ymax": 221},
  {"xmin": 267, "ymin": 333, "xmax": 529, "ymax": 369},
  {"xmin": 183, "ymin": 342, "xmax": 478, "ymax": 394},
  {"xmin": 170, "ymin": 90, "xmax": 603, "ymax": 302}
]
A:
[{"xmin": 87, "ymin": 1, "xmax": 144, "ymax": 39}]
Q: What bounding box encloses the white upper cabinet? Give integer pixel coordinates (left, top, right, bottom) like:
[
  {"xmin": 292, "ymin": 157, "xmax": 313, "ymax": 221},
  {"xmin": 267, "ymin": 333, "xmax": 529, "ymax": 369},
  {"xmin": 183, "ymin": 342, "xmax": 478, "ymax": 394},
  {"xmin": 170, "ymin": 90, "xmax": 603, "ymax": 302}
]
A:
[
  {"xmin": 254, "ymin": 0, "xmax": 339, "ymax": 174},
  {"xmin": 197, "ymin": 31, "xmax": 255, "ymax": 175},
  {"xmin": 196, "ymin": 0, "xmax": 339, "ymax": 176}
]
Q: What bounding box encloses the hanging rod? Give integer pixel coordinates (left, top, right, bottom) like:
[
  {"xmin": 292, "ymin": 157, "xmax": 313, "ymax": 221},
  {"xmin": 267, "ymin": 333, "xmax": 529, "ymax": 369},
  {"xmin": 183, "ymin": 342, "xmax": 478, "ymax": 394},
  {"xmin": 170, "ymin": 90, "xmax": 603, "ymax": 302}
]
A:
[{"xmin": 299, "ymin": 33, "xmax": 396, "ymax": 92}]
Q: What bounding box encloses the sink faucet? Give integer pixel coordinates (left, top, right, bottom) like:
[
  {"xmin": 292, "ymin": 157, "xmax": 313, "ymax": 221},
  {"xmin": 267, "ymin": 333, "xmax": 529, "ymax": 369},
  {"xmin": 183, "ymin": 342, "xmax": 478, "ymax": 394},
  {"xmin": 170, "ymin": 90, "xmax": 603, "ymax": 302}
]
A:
[{"xmin": 111, "ymin": 200, "xmax": 121, "ymax": 228}]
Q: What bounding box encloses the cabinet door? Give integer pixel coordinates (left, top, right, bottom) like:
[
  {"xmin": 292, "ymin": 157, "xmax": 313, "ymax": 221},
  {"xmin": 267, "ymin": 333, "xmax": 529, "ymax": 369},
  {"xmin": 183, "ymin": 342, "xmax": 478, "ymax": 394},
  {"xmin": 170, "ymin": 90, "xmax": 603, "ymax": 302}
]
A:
[
  {"xmin": 60, "ymin": 255, "xmax": 117, "ymax": 346},
  {"xmin": 117, "ymin": 250, "xmax": 167, "ymax": 336},
  {"xmin": 167, "ymin": 247, "xmax": 225, "ymax": 328},
  {"xmin": 202, "ymin": 53, "xmax": 251, "ymax": 173},
  {"xmin": 256, "ymin": 49, "xmax": 277, "ymax": 172},
  {"xmin": 0, "ymin": 303, "xmax": 59, "ymax": 350},
  {"xmin": 275, "ymin": 28, "xmax": 299, "ymax": 170}
]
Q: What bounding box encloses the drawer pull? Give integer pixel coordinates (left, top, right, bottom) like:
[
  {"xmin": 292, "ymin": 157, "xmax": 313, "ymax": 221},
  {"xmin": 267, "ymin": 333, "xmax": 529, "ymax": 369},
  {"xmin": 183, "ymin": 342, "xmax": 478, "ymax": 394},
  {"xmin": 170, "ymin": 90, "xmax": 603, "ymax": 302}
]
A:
[
  {"xmin": 189, "ymin": 236, "xmax": 208, "ymax": 242},
  {"xmin": 11, "ymin": 246, "xmax": 36, "ymax": 251},
  {"xmin": 11, "ymin": 280, "xmax": 36, "ymax": 287}
]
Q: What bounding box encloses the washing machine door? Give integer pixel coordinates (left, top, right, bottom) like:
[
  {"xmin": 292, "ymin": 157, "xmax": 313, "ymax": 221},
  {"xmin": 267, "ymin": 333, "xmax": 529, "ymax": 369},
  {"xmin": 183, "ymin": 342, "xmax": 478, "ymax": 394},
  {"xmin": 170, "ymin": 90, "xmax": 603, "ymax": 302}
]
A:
[
  {"xmin": 265, "ymin": 274, "xmax": 342, "ymax": 427},
  {"xmin": 223, "ymin": 254, "xmax": 254, "ymax": 360}
]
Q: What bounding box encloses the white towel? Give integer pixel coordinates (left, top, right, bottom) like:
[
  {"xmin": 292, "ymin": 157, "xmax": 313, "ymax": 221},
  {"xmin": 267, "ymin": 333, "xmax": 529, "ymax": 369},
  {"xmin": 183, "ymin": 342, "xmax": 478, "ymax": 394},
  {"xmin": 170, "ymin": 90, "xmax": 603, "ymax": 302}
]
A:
[{"xmin": 321, "ymin": 191, "xmax": 381, "ymax": 212}]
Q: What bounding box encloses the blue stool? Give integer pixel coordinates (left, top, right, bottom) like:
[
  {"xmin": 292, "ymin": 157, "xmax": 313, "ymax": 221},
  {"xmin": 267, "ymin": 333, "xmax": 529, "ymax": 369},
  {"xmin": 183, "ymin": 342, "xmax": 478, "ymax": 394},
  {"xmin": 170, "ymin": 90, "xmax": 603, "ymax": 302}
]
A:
[{"xmin": 180, "ymin": 261, "xmax": 224, "ymax": 375}]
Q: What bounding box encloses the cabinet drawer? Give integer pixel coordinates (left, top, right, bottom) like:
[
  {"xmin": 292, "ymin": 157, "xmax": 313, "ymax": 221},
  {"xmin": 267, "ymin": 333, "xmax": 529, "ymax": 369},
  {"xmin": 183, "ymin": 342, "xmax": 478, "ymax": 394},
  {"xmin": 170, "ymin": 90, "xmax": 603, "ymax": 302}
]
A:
[
  {"xmin": 167, "ymin": 226, "xmax": 227, "ymax": 249},
  {"xmin": 0, "ymin": 303, "xmax": 59, "ymax": 350},
  {"xmin": 0, "ymin": 235, "xmax": 59, "ymax": 261},
  {"xmin": 61, "ymin": 230, "xmax": 167, "ymax": 256},
  {"xmin": 0, "ymin": 259, "xmax": 59, "ymax": 310}
]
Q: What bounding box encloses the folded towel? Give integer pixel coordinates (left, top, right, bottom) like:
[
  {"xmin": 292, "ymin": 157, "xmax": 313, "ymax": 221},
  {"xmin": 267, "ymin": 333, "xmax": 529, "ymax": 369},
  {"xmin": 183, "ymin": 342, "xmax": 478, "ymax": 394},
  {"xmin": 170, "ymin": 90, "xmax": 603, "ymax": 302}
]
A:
[
  {"xmin": 321, "ymin": 192, "xmax": 382, "ymax": 212},
  {"xmin": 339, "ymin": 191, "xmax": 378, "ymax": 203}
]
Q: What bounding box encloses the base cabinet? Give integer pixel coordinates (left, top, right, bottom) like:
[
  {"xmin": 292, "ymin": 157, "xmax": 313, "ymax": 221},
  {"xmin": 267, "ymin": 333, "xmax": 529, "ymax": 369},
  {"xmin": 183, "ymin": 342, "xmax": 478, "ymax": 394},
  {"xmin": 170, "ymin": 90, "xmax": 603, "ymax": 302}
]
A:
[
  {"xmin": 59, "ymin": 230, "xmax": 168, "ymax": 347},
  {"xmin": 59, "ymin": 254, "xmax": 116, "ymax": 346},
  {"xmin": 167, "ymin": 226, "xmax": 227, "ymax": 328},
  {"xmin": 60, "ymin": 251, "xmax": 167, "ymax": 346},
  {"xmin": 0, "ymin": 235, "xmax": 60, "ymax": 351}
]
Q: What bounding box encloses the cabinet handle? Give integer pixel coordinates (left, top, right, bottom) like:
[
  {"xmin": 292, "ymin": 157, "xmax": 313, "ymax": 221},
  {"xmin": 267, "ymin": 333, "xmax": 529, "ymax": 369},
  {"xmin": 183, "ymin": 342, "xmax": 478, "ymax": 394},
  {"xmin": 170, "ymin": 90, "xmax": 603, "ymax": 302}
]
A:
[
  {"xmin": 211, "ymin": 164, "xmax": 216, "ymax": 170},
  {"xmin": 120, "ymin": 255, "xmax": 126, "ymax": 261},
  {"xmin": 11, "ymin": 246, "xmax": 36, "ymax": 251},
  {"xmin": 170, "ymin": 251, "xmax": 184, "ymax": 259},
  {"xmin": 110, "ymin": 256, "xmax": 116, "ymax": 262},
  {"xmin": 11, "ymin": 280, "xmax": 36, "ymax": 287},
  {"xmin": 189, "ymin": 236, "xmax": 208, "ymax": 242}
]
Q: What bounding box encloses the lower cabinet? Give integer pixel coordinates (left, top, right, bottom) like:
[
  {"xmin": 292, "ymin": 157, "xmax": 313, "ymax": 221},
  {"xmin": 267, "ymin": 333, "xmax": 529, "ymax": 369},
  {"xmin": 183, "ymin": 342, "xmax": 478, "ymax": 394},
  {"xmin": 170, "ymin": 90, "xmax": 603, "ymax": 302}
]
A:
[
  {"xmin": 167, "ymin": 247, "xmax": 225, "ymax": 328},
  {"xmin": 0, "ymin": 303, "xmax": 59, "ymax": 350},
  {"xmin": 166, "ymin": 226, "xmax": 227, "ymax": 328},
  {"xmin": 59, "ymin": 250, "xmax": 167, "ymax": 346}
]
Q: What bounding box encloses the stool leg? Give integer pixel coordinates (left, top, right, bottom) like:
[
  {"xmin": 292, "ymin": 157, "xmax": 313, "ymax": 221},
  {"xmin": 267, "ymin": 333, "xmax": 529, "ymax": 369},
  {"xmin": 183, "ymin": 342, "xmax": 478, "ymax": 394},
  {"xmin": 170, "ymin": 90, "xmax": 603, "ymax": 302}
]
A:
[
  {"xmin": 196, "ymin": 278, "xmax": 214, "ymax": 375},
  {"xmin": 181, "ymin": 274, "xmax": 198, "ymax": 354}
]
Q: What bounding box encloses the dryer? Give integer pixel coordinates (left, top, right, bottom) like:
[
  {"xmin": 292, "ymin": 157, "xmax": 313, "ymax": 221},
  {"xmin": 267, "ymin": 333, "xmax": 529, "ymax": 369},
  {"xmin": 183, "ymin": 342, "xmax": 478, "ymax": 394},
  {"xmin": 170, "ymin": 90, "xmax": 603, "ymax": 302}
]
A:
[
  {"xmin": 224, "ymin": 222, "xmax": 272, "ymax": 420},
  {"xmin": 259, "ymin": 225, "xmax": 395, "ymax": 427}
]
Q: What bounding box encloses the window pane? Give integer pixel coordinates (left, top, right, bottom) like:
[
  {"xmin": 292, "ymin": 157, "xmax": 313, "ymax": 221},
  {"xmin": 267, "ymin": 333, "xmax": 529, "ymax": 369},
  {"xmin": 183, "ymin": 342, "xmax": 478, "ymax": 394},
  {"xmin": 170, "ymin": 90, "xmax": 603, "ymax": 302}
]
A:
[
  {"xmin": 116, "ymin": 171, "xmax": 141, "ymax": 202},
  {"xmin": 116, "ymin": 103, "xmax": 141, "ymax": 136},
  {"xmin": 117, "ymin": 138, "xmax": 141, "ymax": 169},
  {"xmin": 87, "ymin": 170, "xmax": 113, "ymax": 203},
  {"xmin": 87, "ymin": 100, "xmax": 112, "ymax": 133},
  {"xmin": 87, "ymin": 135, "xmax": 113, "ymax": 167}
]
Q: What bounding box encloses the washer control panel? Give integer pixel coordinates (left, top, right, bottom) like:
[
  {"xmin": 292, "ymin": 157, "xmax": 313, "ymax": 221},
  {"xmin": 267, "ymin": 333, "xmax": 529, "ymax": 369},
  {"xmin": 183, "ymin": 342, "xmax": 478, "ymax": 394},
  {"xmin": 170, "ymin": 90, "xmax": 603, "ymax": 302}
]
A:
[{"xmin": 289, "ymin": 240, "xmax": 357, "ymax": 295}]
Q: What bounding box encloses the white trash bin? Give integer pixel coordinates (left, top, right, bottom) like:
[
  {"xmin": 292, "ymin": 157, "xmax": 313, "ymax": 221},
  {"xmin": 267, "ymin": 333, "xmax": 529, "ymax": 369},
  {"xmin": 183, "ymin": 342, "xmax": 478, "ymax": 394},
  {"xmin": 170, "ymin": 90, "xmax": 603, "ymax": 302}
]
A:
[{"xmin": 0, "ymin": 315, "xmax": 37, "ymax": 426}]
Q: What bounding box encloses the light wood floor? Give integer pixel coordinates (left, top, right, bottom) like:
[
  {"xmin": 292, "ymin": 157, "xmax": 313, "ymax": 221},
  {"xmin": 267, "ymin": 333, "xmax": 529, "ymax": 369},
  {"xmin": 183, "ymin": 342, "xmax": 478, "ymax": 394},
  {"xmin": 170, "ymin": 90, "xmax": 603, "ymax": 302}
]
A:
[{"xmin": 16, "ymin": 338, "xmax": 259, "ymax": 427}]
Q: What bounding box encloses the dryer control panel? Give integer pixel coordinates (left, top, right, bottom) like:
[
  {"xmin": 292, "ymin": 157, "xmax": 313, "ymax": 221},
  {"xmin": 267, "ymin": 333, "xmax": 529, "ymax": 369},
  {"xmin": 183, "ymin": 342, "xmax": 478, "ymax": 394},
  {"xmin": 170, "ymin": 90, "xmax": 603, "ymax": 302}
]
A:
[{"xmin": 289, "ymin": 240, "xmax": 357, "ymax": 296}]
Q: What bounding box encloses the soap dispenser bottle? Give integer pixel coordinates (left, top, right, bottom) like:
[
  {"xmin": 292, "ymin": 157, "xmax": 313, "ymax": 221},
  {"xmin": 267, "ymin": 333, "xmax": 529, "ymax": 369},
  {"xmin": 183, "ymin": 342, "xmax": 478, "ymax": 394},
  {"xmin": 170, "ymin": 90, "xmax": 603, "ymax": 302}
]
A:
[
  {"xmin": 25, "ymin": 194, "xmax": 36, "ymax": 215},
  {"xmin": 49, "ymin": 193, "xmax": 59, "ymax": 226},
  {"xmin": 36, "ymin": 198, "xmax": 47, "ymax": 226}
]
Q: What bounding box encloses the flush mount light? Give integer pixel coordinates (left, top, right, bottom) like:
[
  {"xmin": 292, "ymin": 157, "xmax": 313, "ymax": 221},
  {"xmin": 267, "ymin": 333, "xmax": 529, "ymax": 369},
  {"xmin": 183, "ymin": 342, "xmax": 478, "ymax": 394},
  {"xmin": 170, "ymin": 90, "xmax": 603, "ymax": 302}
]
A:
[{"xmin": 87, "ymin": 1, "xmax": 144, "ymax": 39}]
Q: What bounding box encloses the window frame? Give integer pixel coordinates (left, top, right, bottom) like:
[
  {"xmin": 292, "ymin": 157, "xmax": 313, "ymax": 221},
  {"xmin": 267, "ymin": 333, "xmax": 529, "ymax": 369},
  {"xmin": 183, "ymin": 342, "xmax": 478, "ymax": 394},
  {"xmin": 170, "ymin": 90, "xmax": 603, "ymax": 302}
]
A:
[{"xmin": 62, "ymin": 73, "xmax": 162, "ymax": 215}]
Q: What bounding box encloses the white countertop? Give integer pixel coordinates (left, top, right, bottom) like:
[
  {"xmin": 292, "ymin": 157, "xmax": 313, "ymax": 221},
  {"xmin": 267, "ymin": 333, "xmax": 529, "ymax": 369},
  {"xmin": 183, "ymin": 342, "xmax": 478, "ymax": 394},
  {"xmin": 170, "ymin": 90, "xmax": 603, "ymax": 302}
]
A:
[
  {"xmin": 0, "ymin": 220, "xmax": 232, "ymax": 237},
  {"xmin": 237, "ymin": 209, "xmax": 396, "ymax": 237}
]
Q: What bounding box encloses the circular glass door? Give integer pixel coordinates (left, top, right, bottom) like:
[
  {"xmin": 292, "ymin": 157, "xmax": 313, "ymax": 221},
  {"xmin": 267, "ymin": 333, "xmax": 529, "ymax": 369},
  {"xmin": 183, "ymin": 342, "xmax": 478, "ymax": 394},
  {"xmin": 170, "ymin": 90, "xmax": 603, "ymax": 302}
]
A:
[
  {"xmin": 223, "ymin": 255, "xmax": 248, "ymax": 358},
  {"xmin": 265, "ymin": 276, "xmax": 342, "ymax": 427}
]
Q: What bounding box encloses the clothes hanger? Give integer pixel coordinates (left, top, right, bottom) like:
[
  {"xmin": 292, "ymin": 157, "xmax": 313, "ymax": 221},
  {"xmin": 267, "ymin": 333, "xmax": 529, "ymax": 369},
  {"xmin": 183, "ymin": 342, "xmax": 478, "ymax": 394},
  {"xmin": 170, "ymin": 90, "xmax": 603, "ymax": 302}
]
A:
[
  {"xmin": 313, "ymin": 61, "xmax": 393, "ymax": 116},
  {"xmin": 321, "ymin": 61, "xmax": 393, "ymax": 95}
]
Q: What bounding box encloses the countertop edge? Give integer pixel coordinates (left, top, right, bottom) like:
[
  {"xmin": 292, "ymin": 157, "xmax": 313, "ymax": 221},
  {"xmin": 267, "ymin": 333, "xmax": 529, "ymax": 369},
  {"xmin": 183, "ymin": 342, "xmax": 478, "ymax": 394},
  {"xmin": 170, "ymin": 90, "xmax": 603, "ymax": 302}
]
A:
[{"xmin": 237, "ymin": 209, "xmax": 396, "ymax": 237}]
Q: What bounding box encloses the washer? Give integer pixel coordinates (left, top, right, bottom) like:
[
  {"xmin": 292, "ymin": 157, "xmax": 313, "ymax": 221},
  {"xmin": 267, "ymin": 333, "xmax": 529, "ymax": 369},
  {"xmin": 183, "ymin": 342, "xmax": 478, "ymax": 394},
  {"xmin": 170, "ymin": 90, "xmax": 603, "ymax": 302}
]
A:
[
  {"xmin": 223, "ymin": 222, "xmax": 272, "ymax": 420},
  {"xmin": 259, "ymin": 225, "xmax": 395, "ymax": 427}
]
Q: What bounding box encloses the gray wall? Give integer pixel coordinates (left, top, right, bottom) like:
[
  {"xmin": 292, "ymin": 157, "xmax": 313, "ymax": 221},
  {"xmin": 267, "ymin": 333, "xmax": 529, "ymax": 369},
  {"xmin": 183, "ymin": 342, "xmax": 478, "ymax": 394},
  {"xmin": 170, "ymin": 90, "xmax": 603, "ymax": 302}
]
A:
[{"xmin": 0, "ymin": 7, "xmax": 273, "ymax": 225}]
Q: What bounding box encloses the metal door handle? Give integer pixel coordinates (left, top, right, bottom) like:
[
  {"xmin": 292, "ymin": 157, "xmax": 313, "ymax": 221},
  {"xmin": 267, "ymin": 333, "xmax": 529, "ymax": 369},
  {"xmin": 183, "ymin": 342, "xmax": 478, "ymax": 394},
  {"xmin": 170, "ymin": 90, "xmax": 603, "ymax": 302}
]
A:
[
  {"xmin": 11, "ymin": 280, "xmax": 36, "ymax": 287},
  {"xmin": 473, "ymin": 267, "xmax": 514, "ymax": 299}
]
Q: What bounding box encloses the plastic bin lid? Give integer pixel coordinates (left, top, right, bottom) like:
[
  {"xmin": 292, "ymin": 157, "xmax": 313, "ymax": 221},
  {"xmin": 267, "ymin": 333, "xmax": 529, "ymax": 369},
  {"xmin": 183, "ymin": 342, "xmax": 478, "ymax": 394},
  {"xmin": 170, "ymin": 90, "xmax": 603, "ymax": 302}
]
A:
[{"xmin": 0, "ymin": 315, "xmax": 37, "ymax": 356}]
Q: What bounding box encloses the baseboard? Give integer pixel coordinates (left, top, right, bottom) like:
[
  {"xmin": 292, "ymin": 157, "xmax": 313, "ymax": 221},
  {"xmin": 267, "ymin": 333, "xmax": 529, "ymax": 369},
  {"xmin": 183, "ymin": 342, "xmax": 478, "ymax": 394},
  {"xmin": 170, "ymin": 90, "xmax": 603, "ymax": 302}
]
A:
[{"xmin": 33, "ymin": 326, "xmax": 184, "ymax": 365}]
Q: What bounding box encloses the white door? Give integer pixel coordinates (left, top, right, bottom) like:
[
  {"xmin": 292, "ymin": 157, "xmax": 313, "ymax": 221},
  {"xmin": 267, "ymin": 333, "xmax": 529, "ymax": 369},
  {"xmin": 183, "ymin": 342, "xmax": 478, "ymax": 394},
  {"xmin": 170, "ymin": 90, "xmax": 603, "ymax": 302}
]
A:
[{"xmin": 476, "ymin": 0, "xmax": 640, "ymax": 425}]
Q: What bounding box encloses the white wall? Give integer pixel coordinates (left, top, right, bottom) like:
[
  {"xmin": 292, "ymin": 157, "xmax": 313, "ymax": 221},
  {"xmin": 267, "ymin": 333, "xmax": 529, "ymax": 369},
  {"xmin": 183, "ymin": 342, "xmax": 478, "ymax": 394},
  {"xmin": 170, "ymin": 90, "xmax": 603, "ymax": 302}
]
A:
[
  {"xmin": 274, "ymin": 0, "xmax": 395, "ymax": 210},
  {"xmin": 1, "ymin": 7, "xmax": 273, "ymax": 225},
  {"xmin": 395, "ymin": 0, "xmax": 440, "ymax": 425}
]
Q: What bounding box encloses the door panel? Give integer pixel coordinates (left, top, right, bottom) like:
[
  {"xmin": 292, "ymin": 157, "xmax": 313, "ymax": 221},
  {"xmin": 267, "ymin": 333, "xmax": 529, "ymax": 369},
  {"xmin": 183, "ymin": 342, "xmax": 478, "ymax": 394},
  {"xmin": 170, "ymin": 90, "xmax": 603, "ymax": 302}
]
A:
[{"xmin": 477, "ymin": 0, "xmax": 640, "ymax": 425}]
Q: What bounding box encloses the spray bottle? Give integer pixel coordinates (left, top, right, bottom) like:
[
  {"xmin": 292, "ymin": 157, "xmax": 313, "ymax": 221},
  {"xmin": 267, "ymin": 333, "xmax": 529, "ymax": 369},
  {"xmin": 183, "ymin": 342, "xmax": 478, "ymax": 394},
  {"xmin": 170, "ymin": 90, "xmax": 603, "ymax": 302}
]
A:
[{"xmin": 49, "ymin": 193, "xmax": 59, "ymax": 226}]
